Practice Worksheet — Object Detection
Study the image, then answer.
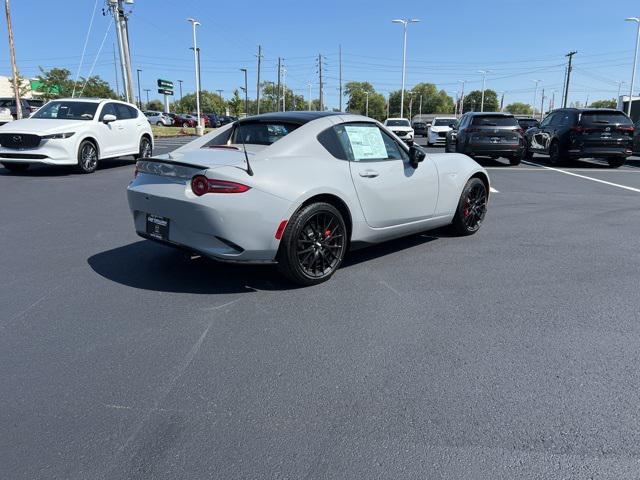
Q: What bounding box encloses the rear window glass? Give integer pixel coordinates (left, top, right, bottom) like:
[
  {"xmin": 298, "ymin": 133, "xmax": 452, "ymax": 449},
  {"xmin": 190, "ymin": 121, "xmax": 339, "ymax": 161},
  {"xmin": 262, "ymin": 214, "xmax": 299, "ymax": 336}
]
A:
[
  {"xmin": 471, "ymin": 115, "xmax": 518, "ymax": 127},
  {"xmin": 230, "ymin": 122, "xmax": 299, "ymax": 145},
  {"xmin": 433, "ymin": 119, "xmax": 455, "ymax": 126},
  {"xmin": 385, "ymin": 119, "xmax": 410, "ymax": 127},
  {"xmin": 580, "ymin": 112, "xmax": 632, "ymax": 125}
]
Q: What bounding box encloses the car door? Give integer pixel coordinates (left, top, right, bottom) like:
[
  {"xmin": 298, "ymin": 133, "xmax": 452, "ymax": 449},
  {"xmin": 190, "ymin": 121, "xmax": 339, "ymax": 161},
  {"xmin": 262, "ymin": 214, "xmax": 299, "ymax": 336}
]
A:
[
  {"xmin": 115, "ymin": 104, "xmax": 143, "ymax": 153},
  {"xmin": 530, "ymin": 113, "xmax": 556, "ymax": 152},
  {"xmin": 97, "ymin": 102, "xmax": 128, "ymax": 157},
  {"xmin": 341, "ymin": 123, "xmax": 439, "ymax": 228}
]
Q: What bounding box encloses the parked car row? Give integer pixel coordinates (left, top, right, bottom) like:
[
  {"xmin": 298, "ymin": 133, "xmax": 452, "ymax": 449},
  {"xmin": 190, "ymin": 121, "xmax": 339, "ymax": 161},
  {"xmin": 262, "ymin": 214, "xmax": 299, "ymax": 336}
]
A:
[
  {"xmin": 0, "ymin": 97, "xmax": 44, "ymax": 120},
  {"xmin": 145, "ymin": 110, "xmax": 237, "ymax": 129}
]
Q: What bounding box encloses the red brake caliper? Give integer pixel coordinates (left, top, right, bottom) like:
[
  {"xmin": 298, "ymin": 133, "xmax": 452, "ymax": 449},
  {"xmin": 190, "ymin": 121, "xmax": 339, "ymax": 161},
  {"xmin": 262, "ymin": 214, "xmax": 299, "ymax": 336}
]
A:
[
  {"xmin": 463, "ymin": 200, "xmax": 470, "ymax": 218},
  {"xmin": 324, "ymin": 229, "xmax": 332, "ymax": 238}
]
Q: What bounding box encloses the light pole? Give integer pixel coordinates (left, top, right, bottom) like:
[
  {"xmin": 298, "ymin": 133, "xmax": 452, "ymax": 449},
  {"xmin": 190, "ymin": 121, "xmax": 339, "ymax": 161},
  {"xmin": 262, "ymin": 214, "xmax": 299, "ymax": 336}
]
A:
[
  {"xmin": 627, "ymin": 17, "xmax": 640, "ymax": 116},
  {"xmin": 459, "ymin": 80, "xmax": 466, "ymax": 114},
  {"xmin": 187, "ymin": 17, "xmax": 203, "ymax": 135},
  {"xmin": 419, "ymin": 94, "xmax": 422, "ymax": 117},
  {"xmin": 364, "ymin": 91, "xmax": 370, "ymax": 117},
  {"xmin": 136, "ymin": 69, "xmax": 142, "ymax": 109},
  {"xmin": 392, "ymin": 18, "xmax": 420, "ymax": 119},
  {"xmin": 532, "ymin": 79, "xmax": 541, "ymax": 117},
  {"xmin": 478, "ymin": 70, "xmax": 491, "ymax": 112},
  {"xmin": 616, "ymin": 80, "xmax": 625, "ymax": 106},
  {"xmin": 308, "ymin": 82, "xmax": 312, "ymax": 110},
  {"xmin": 240, "ymin": 68, "xmax": 248, "ymax": 116},
  {"xmin": 177, "ymin": 79, "xmax": 183, "ymax": 112},
  {"xmin": 143, "ymin": 88, "xmax": 150, "ymax": 109}
]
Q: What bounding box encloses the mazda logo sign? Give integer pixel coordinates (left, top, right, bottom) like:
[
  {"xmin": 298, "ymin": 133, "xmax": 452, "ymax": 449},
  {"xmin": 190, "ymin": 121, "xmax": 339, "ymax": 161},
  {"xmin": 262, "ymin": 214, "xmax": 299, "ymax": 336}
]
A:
[
  {"xmin": 11, "ymin": 135, "xmax": 22, "ymax": 143},
  {"xmin": 605, "ymin": 127, "xmax": 611, "ymax": 132}
]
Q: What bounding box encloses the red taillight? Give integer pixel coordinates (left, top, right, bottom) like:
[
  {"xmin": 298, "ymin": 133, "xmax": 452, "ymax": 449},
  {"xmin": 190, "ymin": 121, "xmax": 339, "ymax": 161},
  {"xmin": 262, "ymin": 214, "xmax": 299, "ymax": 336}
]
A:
[
  {"xmin": 619, "ymin": 126, "xmax": 635, "ymax": 133},
  {"xmin": 275, "ymin": 220, "xmax": 288, "ymax": 240},
  {"xmin": 515, "ymin": 127, "xmax": 524, "ymax": 135},
  {"xmin": 190, "ymin": 175, "xmax": 251, "ymax": 196},
  {"xmin": 570, "ymin": 126, "xmax": 584, "ymax": 134}
]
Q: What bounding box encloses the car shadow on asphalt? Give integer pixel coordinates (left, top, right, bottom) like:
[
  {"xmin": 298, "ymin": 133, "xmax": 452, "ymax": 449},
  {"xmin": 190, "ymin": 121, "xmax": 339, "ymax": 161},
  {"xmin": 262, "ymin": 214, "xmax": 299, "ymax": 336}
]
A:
[
  {"xmin": 0, "ymin": 158, "xmax": 135, "ymax": 177},
  {"xmin": 88, "ymin": 232, "xmax": 444, "ymax": 294}
]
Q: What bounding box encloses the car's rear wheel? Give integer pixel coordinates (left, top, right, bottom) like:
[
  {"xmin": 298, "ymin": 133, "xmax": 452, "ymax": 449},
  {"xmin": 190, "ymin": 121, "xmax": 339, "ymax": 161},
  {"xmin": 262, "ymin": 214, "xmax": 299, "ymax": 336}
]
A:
[
  {"xmin": 607, "ymin": 158, "xmax": 626, "ymax": 168},
  {"xmin": 277, "ymin": 202, "xmax": 347, "ymax": 286},
  {"xmin": 509, "ymin": 154, "xmax": 522, "ymax": 166},
  {"xmin": 156, "ymin": 121, "xmax": 163, "ymax": 126},
  {"xmin": 445, "ymin": 140, "xmax": 454, "ymax": 153},
  {"xmin": 76, "ymin": 140, "xmax": 98, "ymax": 174},
  {"xmin": 451, "ymin": 178, "xmax": 487, "ymax": 236},
  {"xmin": 548, "ymin": 141, "xmax": 566, "ymax": 166},
  {"xmin": 2, "ymin": 162, "xmax": 29, "ymax": 173},
  {"xmin": 134, "ymin": 136, "xmax": 153, "ymax": 160}
]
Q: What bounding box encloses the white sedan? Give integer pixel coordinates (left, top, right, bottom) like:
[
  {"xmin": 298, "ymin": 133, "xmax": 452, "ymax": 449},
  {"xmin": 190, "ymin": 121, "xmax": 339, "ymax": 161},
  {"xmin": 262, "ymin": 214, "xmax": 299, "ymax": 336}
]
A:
[
  {"xmin": 128, "ymin": 112, "xmax": 489, "ymax": 285},
  {"xmin": 0, "ymin": 98, "xmax": 153, "ymax": 174},
  {"xmin": 0, "ymin": 106, "xmax": 12, "ymax": 126}
]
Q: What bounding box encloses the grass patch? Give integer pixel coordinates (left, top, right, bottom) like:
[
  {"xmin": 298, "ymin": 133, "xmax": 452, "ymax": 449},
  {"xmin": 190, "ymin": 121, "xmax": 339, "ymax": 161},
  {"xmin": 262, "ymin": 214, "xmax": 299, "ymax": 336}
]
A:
[{"xmin": 151, "ymin": 125, "xmax": 214, "ymax": 137}]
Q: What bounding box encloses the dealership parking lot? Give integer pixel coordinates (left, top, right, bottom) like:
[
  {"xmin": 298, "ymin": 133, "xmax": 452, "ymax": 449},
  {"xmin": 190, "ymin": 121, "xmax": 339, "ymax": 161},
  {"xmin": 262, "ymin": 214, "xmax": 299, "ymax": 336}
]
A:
[{"xmin": 2, "ymin": 139, "xmax": 640, "ymax": 478}]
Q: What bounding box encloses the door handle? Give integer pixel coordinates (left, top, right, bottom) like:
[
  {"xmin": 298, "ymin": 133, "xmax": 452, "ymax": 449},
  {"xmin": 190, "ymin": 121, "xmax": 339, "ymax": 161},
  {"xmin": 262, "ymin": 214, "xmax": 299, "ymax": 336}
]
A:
[{"xmin": 359, "ymin": 169, "xmax": 379, "ymax": 178}]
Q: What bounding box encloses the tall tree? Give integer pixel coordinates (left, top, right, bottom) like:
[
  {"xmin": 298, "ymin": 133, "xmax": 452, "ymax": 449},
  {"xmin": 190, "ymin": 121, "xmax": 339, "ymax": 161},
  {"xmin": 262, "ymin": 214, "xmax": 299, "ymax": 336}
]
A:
[
  {"xmin": 344, "ymin": 81, "xmax": 386, "ymax": 121},
  {"xmin": 36, "ymin": 67, "xmax": 74, "ymax": 100},
  {"xmin": 504, "ymin": 102, "xmax": 533, "ymax": 115},
  {"xmin": 173, "ymin": 90, "xmax": 226, "ymax": 114},
  {"xmin": 589, "ymin": 99, "xmax": 616, "ymax": 109},
  {"xmin": 396, "ymin": 83, "xmax": 454, "ymax": 118},
  {"xmin": 8, "ymin": 71, "xmax": 29, "ymax": 97},
  {"xmin": 461, "ymin": 89, "xmax": 499, "ymax": 113}
]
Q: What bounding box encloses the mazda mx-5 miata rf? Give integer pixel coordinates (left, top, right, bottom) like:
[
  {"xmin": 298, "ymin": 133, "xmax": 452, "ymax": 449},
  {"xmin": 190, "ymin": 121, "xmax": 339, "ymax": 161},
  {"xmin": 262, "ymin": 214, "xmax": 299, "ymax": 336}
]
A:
[{"xmin": 127, "ymin": 112, "xmax": 490, "ymax": 285}]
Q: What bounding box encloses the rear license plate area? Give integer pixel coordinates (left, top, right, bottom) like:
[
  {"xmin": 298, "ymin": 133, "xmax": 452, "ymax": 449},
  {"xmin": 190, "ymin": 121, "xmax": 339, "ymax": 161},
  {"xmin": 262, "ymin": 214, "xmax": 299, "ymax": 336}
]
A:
[{"xmin": 146, "ymin": 214, "xmax": 169, "ymax": 241}]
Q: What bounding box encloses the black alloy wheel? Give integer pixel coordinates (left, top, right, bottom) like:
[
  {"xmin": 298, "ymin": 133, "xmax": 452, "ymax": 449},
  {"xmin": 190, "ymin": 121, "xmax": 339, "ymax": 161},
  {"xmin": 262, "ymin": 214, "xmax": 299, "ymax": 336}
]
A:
[
  {"xmin": 77, "ymin": 140, "xmax": 98, "ymax": 174},
  {"xmin": 549, "ymin": 141, "xmax": 565, "ymax": 166},
  {"xmin": 451, "ymin": 178, "xmax": 487, "ymax": 236},
  {"xmin": 278, "ymin": 202, "xmax": 347, "ymax": 286},
  {"xmin": 136, "ymin": 137, "xmax": 153, "ymax": 159}
]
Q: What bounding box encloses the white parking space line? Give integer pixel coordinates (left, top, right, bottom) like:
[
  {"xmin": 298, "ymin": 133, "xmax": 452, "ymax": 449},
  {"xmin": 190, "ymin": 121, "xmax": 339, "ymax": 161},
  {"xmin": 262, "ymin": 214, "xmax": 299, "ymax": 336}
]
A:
[
  {"xmin": 522, "ymin": 161, "xmax": 640, "ymax": 193},
  {"xmin": 490, "ymin": 187, "xmax": 499, "ymax": 193}
]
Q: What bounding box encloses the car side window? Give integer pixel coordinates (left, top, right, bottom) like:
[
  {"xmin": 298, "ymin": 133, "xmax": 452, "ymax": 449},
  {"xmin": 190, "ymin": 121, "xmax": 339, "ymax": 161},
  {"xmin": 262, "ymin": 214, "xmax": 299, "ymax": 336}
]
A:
[
  {"xmin": 340, "ymin": 123, "xmax": 407, "ymax": 162},
  {"xmin": 99, "ymin": 103, "xmax": 117, "ymax": 121},
  {"xmin": 114, "ymin": 104, "xmax": 133, "ymax": 120},
  {"xmin": 127, "ymin": 106, "xmax": 139, "ymax": 119},
  {"xmin": 552, "ymin": 112, "xmax": 571, "ymax": 126},
  {"xmin": 540, "ymin": 113, "xmax": 555, "ymax": 127}
]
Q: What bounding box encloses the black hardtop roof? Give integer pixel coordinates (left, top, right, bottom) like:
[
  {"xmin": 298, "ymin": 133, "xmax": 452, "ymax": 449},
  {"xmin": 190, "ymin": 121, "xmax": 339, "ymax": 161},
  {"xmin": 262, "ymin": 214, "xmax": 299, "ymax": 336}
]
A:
[
  {"xmin": 551, "ymin": 108, "xmax": 625, "ymax": 114},
  {"xmin": 465, "ymin": 112, "xmax": 514, "ymax": 116},
  {"xmin": 238, "ymin": 111, "xmax": 343, "ymax": 125}
]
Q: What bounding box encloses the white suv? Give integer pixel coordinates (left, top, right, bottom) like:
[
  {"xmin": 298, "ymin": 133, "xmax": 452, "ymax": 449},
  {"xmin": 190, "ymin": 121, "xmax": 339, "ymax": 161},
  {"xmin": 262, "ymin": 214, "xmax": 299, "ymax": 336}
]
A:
[
  {"xmin": 144, "ymin": 110, "xmax": 173, "ymax": 126},
  {"xmin": 383, "ymin": 118, "xmax": 414, "ymax": 146},
  {"xmin": 0, "ymin": 98, "xmax": 153, "ymax": 174}
]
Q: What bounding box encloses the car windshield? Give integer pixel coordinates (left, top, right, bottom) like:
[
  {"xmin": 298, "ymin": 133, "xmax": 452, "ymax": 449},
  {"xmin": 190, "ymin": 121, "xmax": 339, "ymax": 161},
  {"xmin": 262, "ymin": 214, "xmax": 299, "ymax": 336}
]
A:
[
  {"xmin": 386, "ymin": 119, "xmax": 410, "ymax": 127},
  {"xmin": 230, "ymin": 122, "xmax": 299, "ymax": 145},
  {"xmin": 32, "ymin": 101, "xmax": 98, "ymax": 120},
  {"xmin": 433, "ymin": 119, "xmax": 455, "ymax": 126},
  {"xmin": 580, "ymin": 111, "xmax": 632, "ymax": 125},
  {"xmin": 471, "ymin": 115, "xmax": 518, "ymax": 127}
]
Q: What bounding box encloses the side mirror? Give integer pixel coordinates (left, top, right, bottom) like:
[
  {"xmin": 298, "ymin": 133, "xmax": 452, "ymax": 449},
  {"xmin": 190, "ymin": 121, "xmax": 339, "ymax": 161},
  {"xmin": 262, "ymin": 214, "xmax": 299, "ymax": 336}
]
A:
[
  {"xmin": 102, "ymin": 114, "xmax": 117, "ymax": 124},
  {"xmin": 449, "ymin": 123, "xmax": 457, "ymax": 129},
  {"xmin": 409, "ymin": 144, "xmax": 426, "ymax": 168}
]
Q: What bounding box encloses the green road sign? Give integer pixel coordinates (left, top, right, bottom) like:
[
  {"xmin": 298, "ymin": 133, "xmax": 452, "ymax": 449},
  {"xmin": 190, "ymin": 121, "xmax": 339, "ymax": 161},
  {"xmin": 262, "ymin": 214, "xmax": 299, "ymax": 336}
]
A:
[
  {"xmin": 157, "ymin": 79, "xmax": 173, "ymax": 88},
  {"xmin": 158, "ymin": 89, "xmax": 174, "ymax": 96}
]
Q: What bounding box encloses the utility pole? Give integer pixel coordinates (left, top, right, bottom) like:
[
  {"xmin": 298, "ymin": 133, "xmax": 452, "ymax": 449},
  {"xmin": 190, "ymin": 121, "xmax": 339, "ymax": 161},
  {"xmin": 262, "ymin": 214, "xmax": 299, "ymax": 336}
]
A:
[
  {"xmin": 112, "ymin": 43, "xmax": 120, "ymax": 97},
  {"xmin": 454, "ymin": 92, "xmax": 459, "ymax": 117},
  {"xmin": 277, "ymin": 57, "xmax": 282, "ymax": 112},
  {"xmin": 459, "ymin": 80, "xmax": 466, "ymax": 115},
  {"xmin": 107, "ymin": 0, "xmax": 135, "ymax": 104},
  {"xmin": 550, "ymin": 91, "xmax": 555, "ymax": 111},
  {"xmin": 500, "ymin": 91, "xmax": 505, "ymax": 112},
  {"xmin": 187, "ymin": 17, "xmax": 202, "ymax": 135},
  {"xmin": 143, "ymin": 88, "xmax": 150, "ymax": 109},
  {"xmin": 240, "ymin": 68, "xmax": 248, "ymax": 116},
  {"xmin": 318, "ymin": 54, "xmax": 324, "ymax": 111},
  {"xmin": 563, "ymin": 51, "xmax": 577, "ymax": 108},
  {"xmin": 282, "ymin": 66, "xmax": 287, "ymax": 111},
  {"xmin": 419, "ymin": 94, "xmax": 422, "ymax": 117},
  {"xmin": 308, "ymin": 82, "xmax": 312, "ymax": 110},
  {"xmin": 339, "ymin": 44, "xmax": 343, "ymax": 111},
  {"xmin": 136, "ymin": 68, "xmax": 142, "ymax": 109},
  {"xmin": 4, "ymin": 0, "xmax": 21, "ymax": 119},
  {"xmin": 386, "ymin": 94, "xmax": 390, "ymax": 118},
  {"xmin": 365, "ymin": 91, "xmax": 369, "ymax": 117},
  {"xmin": 478, "ymin": 70, "xmax": 490, "ymax": 112},
  {"xmin": 216, "ymin": 89, "xmax": 223, "ymax": 101},
  {"xmin": 256, "ymin": 45, "xmax": 263, "ymax": 114},
  {"xmin": 616, "ymin": 81, "xmax": 625, "ymax": 106},
  {"xmin": 540, "ymin": 89, "xmax": 545, "ymax": 121},
  {"xmin": 177, "ymin": 79, "xmax": 183, "ymax": 111},
  {"xmin": 532, "ymin": 79, "xmax": 541, "ymax": 116}
]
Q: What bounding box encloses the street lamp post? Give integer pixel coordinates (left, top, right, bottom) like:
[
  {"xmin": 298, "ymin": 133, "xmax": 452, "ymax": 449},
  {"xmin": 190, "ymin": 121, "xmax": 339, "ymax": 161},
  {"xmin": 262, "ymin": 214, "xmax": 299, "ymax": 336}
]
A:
[
  {"xmin": 626, "ymin": 17, "xmax": 640, "ymax": 116},
  {"xmin": 616, "ymin": 80, "xmax": 625, "ymax": 106},
  {"xmin": 478, "ymin": 70, "xmax": 491, "ymax": 112},
  {"xmin": 392, "ymin": 18, "xmax": 420, "ymax": 119},
  {"xmin": 240, "ymin": 68, "xmax": 248, "ymax": 116},
  {"xmin": 187, "ymin": 17, "xmax": 203, "ymax": 136},
  {"xmin": 364, "ymin": 91, "xmax": 370, "ymax": 117},
  {"xmin": 136, "ymin": 69, "xmax": 142, "ymax": 109},
  {"xmin": 459, "ymin": 80, "xmax": 466, "ymax": 115},
  {"xmin": 532, "ymin": 79, "xmax": 541, "ymax": 117},
  {"xmin": 143, "ymin": 88, "xmax": 150, "ymax": 110},
  {"xmin": 177, "ymin": 79, "xmax": 183, "ymax": 112}
]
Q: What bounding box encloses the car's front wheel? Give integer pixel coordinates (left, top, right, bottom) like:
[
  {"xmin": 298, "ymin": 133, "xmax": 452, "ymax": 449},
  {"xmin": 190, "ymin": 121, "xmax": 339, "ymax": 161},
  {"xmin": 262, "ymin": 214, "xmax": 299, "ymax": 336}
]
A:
[
  {"xmin": 450, "ymin": 178, "xmax": 487, "ymax": 236},
  {"xmin": 1, "ymin": 162, "xmax": 29, "ymax": 173},
  {"xmin": 76, "ymin": 140, "xmax": 98, "ymax": 174},
  {"xmin": 277, "ymin": 202, "xmax": 347, "ymax": 286},
  {"xmin": 134, "ymin": 136, "xmax": 153, "ymax": 160},
  {"xmin": 548, "ymin": 141, "xmax": 566, "ymax": 166}
]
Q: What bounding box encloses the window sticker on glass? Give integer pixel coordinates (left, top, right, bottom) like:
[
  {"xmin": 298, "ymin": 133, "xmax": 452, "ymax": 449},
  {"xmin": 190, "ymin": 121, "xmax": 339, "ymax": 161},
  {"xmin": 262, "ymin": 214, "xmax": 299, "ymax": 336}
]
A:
[{"xmin": 344, "ymin": 125, "xmax": 388, "ymax": 161}]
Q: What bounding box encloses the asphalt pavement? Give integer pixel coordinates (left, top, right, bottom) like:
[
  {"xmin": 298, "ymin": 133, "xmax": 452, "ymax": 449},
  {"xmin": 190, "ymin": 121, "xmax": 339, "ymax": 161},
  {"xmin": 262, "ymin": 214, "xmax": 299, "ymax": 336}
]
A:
[{"xmin": 2, "ymin": 135, "xmax": 640, "ymax": 479}]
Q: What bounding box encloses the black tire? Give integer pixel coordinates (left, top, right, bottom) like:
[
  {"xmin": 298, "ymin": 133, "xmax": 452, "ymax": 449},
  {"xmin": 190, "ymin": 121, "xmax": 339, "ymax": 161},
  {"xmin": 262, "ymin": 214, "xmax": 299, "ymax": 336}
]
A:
[
  {"xmin": 1, "ymin": 162, "xmax": 29, "ymax": 173},
  {"xmin": 277, "ymin": 202, "xmax": 348, "ymax": 286},
  {"xmin": 607, "ymin": 158, "xmax": 626, "ymax": 168},
  {"xmin": 76, "ymin": 139, "xmax": 98, "ymax": 174},
  {"xmin": 445, "ymin": 140, "xmax": 454, "ymax": 153},
  {"xmin": 156, "ymin": 121, "xmax": 162, "ymax": 126},
  {"xmin": 509, "ymin": 154, "xmax": 522, "ymax": 166},
  {"xmin": 450, "ymin": 178, "xmax": 487, "ymax": 236},
  {"xmin": 524, "ymin": 146, "xmax": 534, "ymax": 161},
  {"xmin": 548, "ymin": 140, "xmax": 566, "ymax": 166},
  {"xmin": 134, "ymin": 136, "xmax": 153, "ymax": 160}
]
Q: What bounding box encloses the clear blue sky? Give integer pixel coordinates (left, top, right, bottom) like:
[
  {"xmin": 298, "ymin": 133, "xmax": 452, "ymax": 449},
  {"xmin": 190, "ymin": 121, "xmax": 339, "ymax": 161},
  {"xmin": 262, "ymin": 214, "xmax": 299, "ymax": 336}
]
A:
[{"xmin": 2, "ymin": 0, "xmax": 640, "ymax": 110}]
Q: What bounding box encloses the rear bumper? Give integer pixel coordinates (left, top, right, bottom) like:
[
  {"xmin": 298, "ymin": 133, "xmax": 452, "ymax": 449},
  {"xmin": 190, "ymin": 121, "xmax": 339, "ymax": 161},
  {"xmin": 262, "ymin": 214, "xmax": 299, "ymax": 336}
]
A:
[
  {"xmin": 567, "ymin": 147, "xmax": 632, "ymax": 158},
  {"xmin": 464, "ymin": 143, "xmax": 523, "ymax": 156},
  {"xmin": 127, "ymin": 174, "xmax": 292, "ymax": 262}
]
